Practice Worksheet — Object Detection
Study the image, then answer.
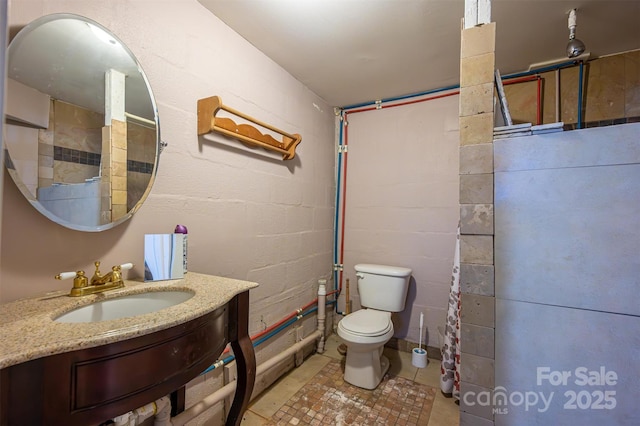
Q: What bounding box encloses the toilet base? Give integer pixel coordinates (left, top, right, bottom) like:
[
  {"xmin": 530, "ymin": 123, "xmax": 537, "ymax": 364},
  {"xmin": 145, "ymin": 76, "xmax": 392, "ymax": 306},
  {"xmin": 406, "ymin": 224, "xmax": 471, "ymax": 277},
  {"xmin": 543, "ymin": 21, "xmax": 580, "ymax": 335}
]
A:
[{"xmin": 343, "ymin": 348, "xmax": 390, "ymax": 390}]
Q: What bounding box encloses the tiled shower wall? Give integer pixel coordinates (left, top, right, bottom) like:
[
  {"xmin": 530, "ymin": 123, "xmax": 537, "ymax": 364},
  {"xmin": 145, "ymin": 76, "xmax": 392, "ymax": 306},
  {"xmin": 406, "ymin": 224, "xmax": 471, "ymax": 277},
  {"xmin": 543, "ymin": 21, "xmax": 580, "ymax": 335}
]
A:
[
  {"xmin": 13, "ymin": 98, "xmax": 155, "ymax": 218},
  {"xmin": 126, "ymin": 121, "xmax": 155, "ymax": 211},
  {"xmin": 458, "ymin": 22, "xmax": 496, "ymax": 426},
  {"xmin": 42, "ymin": 100, "xmax": 104, "ymax": 185},
  {"xmin": 47, "ymin": 101, "xmax": 155, "ymax": 202}
]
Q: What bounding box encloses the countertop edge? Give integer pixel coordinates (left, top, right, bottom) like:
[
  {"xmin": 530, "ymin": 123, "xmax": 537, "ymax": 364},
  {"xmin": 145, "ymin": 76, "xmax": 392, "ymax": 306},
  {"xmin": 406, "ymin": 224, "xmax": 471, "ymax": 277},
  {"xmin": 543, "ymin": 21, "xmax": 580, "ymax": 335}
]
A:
[{"xmin": 0, "ymin": 272, "xmax": 259, "ymax": 369}]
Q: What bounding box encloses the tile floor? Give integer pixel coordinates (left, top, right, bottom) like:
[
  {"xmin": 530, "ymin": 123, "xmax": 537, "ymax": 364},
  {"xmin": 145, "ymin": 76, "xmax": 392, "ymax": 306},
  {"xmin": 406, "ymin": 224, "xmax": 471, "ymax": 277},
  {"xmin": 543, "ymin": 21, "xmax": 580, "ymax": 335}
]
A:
[{"xmin": 241, "ymin": 335, "xmax": 460, "ymax": 426}]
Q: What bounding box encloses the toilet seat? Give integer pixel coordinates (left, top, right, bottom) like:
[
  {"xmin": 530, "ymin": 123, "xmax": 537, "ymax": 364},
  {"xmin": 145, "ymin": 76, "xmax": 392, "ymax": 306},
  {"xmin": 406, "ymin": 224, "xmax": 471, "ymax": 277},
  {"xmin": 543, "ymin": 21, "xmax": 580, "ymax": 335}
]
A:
[
  {"xmin": 338, "ymin": 309, "xmax": 394, "ymax": 346},
  {"xmin": 340, "ymin": 309, "xmax": 392, "ymax": 336}
]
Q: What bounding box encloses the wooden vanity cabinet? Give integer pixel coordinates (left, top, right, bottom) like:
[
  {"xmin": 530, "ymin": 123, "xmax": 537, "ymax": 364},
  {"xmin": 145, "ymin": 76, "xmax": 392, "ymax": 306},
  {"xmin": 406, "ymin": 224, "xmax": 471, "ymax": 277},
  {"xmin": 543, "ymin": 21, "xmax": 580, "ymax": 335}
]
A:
[{"xmin": 0, "ymin": 291, "xmax": 255, "ymax": 426}]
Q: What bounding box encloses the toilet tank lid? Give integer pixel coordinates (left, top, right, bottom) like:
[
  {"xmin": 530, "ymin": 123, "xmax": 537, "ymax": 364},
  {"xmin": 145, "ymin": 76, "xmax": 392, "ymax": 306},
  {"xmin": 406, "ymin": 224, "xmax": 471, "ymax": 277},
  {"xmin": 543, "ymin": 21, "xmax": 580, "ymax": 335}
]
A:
[{"xmin": 354, "ymin": 264, "xmax": 412, "ymax": 277}]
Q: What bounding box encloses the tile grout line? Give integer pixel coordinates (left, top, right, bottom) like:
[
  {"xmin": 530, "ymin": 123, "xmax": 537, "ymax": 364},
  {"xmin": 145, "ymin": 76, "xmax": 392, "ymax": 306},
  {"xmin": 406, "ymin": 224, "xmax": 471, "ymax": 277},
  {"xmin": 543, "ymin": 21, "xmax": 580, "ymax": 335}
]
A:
[{"xmin": 242, "ymin": 336, "xmax": 457, "ymax": 425}]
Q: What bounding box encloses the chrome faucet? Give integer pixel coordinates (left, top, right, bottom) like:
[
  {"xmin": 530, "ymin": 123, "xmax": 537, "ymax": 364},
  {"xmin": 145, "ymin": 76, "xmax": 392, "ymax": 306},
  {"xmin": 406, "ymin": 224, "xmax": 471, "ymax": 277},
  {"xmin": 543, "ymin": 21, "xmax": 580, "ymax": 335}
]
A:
[{"xmin": 55, "ymin": 261, "xmax": 133, "ymax": 297}]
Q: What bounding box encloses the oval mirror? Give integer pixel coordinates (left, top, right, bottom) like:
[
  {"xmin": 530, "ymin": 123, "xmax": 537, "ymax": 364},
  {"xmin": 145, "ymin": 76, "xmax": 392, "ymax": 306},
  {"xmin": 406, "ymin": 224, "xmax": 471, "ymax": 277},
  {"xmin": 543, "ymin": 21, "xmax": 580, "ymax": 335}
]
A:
[{"xmin": 4, "ymin": 13, "xmax": 160, "ymax": 232}]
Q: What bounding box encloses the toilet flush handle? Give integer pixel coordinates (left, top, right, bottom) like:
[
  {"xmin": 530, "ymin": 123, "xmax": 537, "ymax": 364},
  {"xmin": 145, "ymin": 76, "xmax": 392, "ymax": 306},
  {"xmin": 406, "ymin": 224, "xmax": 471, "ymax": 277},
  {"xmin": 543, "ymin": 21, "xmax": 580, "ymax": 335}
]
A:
[{"xmin": 356, "ymin": 272, "xmax": 365, "ymax": 279}]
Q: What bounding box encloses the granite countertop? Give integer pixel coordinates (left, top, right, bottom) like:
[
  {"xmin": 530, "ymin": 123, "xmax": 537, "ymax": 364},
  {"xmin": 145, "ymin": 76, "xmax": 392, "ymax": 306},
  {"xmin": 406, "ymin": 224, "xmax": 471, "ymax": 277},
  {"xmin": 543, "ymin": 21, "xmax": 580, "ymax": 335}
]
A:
[{"xmin": 0, "ymin": 272, "xmax": 258, "ymax": 369}]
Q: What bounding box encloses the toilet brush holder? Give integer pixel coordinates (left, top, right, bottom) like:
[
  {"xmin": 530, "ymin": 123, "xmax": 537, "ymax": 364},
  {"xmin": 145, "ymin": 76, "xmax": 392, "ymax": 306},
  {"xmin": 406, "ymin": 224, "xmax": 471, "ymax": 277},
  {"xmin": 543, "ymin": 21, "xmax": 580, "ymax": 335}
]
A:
[
  {"xmin": 412, "ymin": 348, "xmax": 427, "ymax": 368},
  {"xmin": 412, "ymin": 312, "xmax": 427, "ymax": 368}
]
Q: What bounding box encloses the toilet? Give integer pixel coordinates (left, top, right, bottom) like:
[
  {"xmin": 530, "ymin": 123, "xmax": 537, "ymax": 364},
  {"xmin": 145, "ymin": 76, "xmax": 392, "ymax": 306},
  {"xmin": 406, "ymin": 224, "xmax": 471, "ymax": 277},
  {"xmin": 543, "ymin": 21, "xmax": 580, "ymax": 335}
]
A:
[{"xmin": 337, "ymin": 263, "xmax": 412, "ymax": 389}]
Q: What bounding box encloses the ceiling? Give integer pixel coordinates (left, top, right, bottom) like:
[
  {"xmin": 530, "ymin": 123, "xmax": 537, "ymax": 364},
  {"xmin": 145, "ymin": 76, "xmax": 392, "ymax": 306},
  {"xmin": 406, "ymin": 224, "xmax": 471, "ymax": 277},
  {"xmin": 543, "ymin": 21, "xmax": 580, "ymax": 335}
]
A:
[{"xmin": 199, "ymin": 0, "xmax": 640, "ymax": 108}]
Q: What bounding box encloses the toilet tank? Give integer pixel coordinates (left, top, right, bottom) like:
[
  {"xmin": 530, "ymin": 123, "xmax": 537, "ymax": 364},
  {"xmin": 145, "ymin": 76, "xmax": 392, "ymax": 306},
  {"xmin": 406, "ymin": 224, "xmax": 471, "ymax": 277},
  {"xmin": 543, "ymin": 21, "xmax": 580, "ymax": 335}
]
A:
[{"xmin": 355, "ymin": 264, "xmax": 412, "ymax": 312}]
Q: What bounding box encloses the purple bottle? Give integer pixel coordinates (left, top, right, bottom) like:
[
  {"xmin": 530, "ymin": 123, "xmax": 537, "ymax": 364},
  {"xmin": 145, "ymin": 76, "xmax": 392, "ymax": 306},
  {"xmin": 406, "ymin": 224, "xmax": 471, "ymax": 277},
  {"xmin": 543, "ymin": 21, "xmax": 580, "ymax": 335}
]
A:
[{"xmin": 175, "ymin": 225, "xmax": 188, "ymax": 274}]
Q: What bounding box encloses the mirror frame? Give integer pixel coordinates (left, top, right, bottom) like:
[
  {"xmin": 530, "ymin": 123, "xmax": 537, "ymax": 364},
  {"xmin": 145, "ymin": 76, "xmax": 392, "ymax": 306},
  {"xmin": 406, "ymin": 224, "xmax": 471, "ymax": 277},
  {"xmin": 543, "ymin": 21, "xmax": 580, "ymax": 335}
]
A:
[{"xmin": 4, "ymin": 13, "xmax": 161, "ymax": 232}]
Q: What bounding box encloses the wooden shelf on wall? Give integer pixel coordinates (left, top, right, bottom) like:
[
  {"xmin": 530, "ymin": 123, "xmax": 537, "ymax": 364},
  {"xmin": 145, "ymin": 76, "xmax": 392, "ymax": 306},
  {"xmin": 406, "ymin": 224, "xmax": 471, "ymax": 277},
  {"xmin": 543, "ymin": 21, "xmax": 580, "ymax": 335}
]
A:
[{"xmin": 197, "ymin": 96, "xmax": 302, "ymax": 161}]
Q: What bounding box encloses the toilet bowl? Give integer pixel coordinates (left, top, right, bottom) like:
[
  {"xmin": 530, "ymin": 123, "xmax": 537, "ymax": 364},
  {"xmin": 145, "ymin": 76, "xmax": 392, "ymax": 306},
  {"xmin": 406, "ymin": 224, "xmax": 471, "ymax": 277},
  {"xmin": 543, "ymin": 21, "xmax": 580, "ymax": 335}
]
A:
[
  {"xmin": 337, "ymin": 308, "xmax": 394, "ymax": 389},
  {"xmin": 337, "ymin": 264, "xmax": 412, "ymax": 389}
]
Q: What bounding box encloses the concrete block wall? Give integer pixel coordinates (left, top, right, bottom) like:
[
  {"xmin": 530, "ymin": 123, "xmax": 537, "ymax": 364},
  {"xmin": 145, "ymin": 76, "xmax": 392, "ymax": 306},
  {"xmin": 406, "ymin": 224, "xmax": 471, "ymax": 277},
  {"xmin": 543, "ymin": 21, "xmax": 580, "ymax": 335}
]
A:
[
  {"xmin": 340, "ymin": 95, "xmax": 460, "ymax": 349},
  {"xmin": 458, "ymin": 22, "xmax": 496, "ymax": 425},
  {"xmin": 3, "ymin": 2, "xmax": 336, "ymax": 423},
  {"xmin": 3, "ymin": 1, "xmax": 336, "ymax": 306}
]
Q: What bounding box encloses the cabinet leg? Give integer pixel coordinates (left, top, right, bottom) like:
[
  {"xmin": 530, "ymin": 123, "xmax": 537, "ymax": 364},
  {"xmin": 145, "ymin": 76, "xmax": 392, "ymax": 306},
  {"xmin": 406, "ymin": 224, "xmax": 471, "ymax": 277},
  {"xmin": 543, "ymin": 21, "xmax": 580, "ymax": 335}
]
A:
[
  {"xmin": 225, "ymin": 292, "xmax": 256, "ymax": 426},
  {"xmin": 170, "ymin": 387, "xmax": 186, "ymax": 417}
]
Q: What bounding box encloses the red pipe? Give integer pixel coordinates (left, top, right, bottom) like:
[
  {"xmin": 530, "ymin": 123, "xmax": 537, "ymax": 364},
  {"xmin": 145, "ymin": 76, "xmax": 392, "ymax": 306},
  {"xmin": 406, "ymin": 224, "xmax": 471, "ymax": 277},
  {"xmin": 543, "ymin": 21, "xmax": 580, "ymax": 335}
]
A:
[
  {"xmin": 336, "ymin": 76, "xmax": 545, "ymax": 313},
  {"xmin": 336, "ymin": 89, "xmax": 459, "ymax": 303},
  {"xmin": 222, "ymin": 298, "xmax": 321, "ymax": 355},
  {"xmin": 388, "ymin": 90, "xmax": 459, "ymax": 108},
  {"xmin": 253, "ymin": 298, "xmax": 318, "ymax": 340},
  {"xmin": 502, "ymin": 75, "xmax": 542, "ymax": 125},
  {"xmin": 502, "ymin": 75, "xmax": 537, "ymax": 85},
  {"xmin": 347, "ymin": 106, "xmax": 378, "ymax": 114},
  {"xmin": 337, "ymin": 114, "xmax": 350, "ymax": 303}
]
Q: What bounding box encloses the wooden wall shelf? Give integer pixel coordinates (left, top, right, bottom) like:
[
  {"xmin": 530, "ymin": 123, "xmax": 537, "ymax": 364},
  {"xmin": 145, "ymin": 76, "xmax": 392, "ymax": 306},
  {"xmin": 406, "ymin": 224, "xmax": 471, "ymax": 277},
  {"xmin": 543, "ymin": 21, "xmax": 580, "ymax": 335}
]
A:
[{"xmin": 197, "ymin": 96, "xmax": 302, "ymax": 160}]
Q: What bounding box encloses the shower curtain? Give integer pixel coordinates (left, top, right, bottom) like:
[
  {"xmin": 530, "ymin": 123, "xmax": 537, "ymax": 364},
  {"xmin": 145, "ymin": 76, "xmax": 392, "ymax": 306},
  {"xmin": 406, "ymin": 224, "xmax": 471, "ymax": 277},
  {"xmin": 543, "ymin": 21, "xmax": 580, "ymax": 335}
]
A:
[{"xmin": 440, "ymin": 223, "xmax": 460, "ymax": 401}]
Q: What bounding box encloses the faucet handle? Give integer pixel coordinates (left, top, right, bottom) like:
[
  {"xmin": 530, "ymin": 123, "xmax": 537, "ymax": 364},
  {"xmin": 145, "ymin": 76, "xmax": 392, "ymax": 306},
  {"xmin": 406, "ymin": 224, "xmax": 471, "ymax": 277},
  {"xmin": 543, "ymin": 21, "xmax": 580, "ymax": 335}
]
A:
[
  {"xmin": 55, "ymin": 270, "xmax": 89, "ymax": 294},
  {"xmin": 105, "ymin": 263, "xmax": 133, "ymax": 285},
  {"xmin": 108, "ymin": 263, "xmax": 134, "ymax": 274},
  {"xmin": 55, "ymin": 271, "xmax": 78, "ymax": 281}
]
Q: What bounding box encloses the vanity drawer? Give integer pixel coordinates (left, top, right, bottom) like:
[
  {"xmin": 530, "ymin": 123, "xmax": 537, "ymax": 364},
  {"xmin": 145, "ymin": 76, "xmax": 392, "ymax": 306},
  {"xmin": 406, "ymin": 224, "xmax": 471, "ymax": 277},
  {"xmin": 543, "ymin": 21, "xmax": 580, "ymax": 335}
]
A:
[{"xmin": 72, "ymin": 306, "xmax": 227, "ymax": 411}]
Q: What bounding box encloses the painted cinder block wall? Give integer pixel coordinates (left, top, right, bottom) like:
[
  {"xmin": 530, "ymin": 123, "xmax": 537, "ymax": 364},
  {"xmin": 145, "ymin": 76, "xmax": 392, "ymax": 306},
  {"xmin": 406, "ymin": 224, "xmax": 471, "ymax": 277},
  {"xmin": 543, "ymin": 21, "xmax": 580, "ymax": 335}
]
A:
[
  {"xmin": 340, "ymin": 96, "xmax": 460, "ymax": 349},
  {"xmin": 3, "ymin": 0, "xmax": 338, "ymax": 421},
  {"xmin": 2, "ymin": 0, "xmax": 336, "ymax": 307},
  {"xmin": 1, "ymin": 2, "xmax": 335, "ymax": 421}
]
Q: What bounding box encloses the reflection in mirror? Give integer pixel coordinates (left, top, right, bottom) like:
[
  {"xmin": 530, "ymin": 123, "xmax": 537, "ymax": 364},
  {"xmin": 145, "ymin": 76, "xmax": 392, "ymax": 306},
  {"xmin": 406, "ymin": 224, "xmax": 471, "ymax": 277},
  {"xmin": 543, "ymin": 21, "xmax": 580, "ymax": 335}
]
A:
[
  {"xmin": 4, "ymin": 14, "xmax": 160, "ymax": 231},
  {"xmin": 144, "ymin": 234, "xmax": 185, "ymax": 282}
]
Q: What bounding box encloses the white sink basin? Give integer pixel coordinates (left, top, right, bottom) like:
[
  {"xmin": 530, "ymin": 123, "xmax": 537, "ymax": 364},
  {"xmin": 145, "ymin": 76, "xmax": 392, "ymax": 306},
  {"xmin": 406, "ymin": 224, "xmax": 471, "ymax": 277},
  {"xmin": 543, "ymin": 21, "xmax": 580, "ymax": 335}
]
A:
[{"xmin": 54, "ymin": 291, "xmax": 194, "ymax": 323}]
